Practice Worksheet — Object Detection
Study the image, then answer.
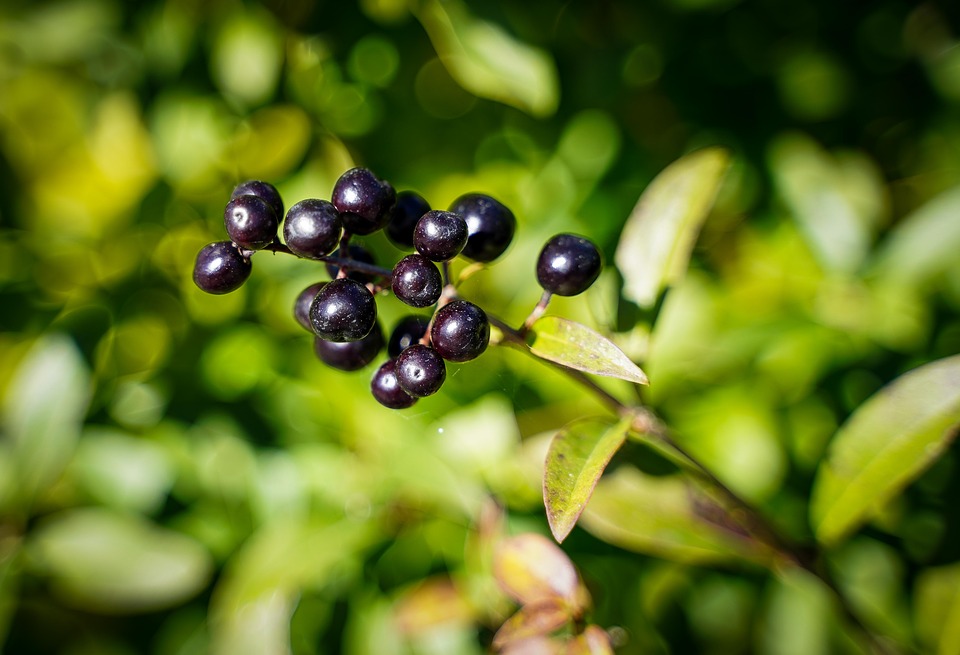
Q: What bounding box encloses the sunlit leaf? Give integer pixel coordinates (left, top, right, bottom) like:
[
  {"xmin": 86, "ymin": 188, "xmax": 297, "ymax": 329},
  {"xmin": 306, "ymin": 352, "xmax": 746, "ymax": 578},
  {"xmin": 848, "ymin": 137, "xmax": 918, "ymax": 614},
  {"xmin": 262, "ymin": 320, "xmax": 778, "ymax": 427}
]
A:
[
  {"xmin": 566, "ymin": 625, "xmax": 615, "ymax": 655},
  {"xmin": 544, "ymin": 416, "xmax": 631, "ymax": 543},
  {"xmin": 615, "ymin": 148, "xmax": 730, "ymax": 308},
  {"xmin": 3, "ymin": 335, "xmax": 90, "ymax": 506},
  {"xmin": 579, "ymin": 466, "xmax": 774, "ymax": 566},
  {"xmin": 529, "ymin": 317, "xmax": 648, "ymax": 385},
  {"xmin": 915, "ymin": 562, "xmax": 960, "ymax": 655},
  {"xmin": 414, "ymin": 0, "xmax": 558, "ymax": 117},
  {"xmin": 810, "ymin": 355, "xmax": 960, "ymax": 546},
  {"xmin": 494, "ymin": 534, "xmax": 582, "ymax": 607},
  {"xmin": 493, "ymin": 600, "xmax": 571, "ymax": 650},
  {"xmin": 27, "ymin": 508, "xmax": 212, "ymax": 613},
  {"xmin": 394, "ymin": 576, "xmax": 475, "ymax": 635}
]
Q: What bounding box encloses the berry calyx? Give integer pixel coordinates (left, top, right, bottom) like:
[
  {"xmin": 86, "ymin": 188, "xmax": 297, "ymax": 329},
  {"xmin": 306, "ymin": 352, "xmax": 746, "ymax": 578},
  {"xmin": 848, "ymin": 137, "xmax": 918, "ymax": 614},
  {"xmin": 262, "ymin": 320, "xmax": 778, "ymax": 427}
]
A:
[
  {"xmin": 386, "ymin": 191, "xmax": 431, "ymax": 249},
  {"xmin": 448, "ymin": 193, "xmax": 516, "ymax": 262},
  {"xmin": 283, "ymin": 199, "xmax": 342, "ymax": 259},
  {"xmin": 430, "ymin": 300, "xmax": 490, "ymax": 362},
  {"xmin": 314, "ymin": 322, "xmax": 384, "ymax": 371},
  {"xmin": 371, "ymin": 359, "xmax": 418, "ymax": 409},
  {"xmin": 309, "ymin": 278, "xmax": 377, "ymax": 342},
  {"xmin": 193, "ymin": 241, "xmax": 252, "ymax": 294},
  {"xmin": 332, "ymin": 167, "xmax": 396, "ymax": 235},
  {"xmin": 392, "ymin": 254, "xmax": 442, "ymax": 308},
  {"xmin": 414, "ymin": 210, "xmax": 469, "ymax": 262},
  {"xmin": 224, "ymin": 194, "xmax": 279, "ymax": 250},
  {"xmin": 395, "ymin": 344, "xmax": 446, "ymax": 397},
  {"xmin": 388, "ymin": 315, "xmax": 431, "ymax": 358},
  {"xmin": 231, "ymin": 180, "xmax": 284, "ymax": 225},
  {"xmin": 294, "ymin": 282, "xmax": 326, "ymax": 331},
  {"xmin": 536, "ymin": 233, "xmax": 602, "ymax": 296}
]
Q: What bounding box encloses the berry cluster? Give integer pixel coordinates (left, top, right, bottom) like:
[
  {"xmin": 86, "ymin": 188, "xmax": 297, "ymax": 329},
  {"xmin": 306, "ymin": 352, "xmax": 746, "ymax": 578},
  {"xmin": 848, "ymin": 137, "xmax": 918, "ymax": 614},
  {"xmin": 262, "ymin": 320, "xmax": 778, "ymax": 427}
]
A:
[{"xmin": 193, "ymin": 167, "xmax": 602, "ymax": 409}]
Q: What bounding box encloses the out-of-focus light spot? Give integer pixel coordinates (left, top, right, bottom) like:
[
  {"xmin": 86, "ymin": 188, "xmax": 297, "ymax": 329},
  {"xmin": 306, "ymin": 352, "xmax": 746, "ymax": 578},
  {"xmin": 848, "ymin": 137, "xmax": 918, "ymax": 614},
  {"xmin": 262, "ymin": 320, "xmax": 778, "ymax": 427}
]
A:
[
  {"xmin": 348, "ymin": 36, "xmax": 399, "ymax": 88},
  {"xmin": 211, "ymin": 7, "xmax": 283, "ymax": 106},
  {"xmin": 415, "ymin": 57, "xmax": 476, "ymax": 119},
  {"xmin": 776, "ymin": 49, "xmax": 850, "ymax": 121},
  {"xmin": 558, "ymin": 110, "xmax": 620, "ymax": 180},
  {"xmin": 623, "ymin": 44, "xmax": 663, "ymax": 87},
  {"xmin": 228, "ymin": 105, "xmax": 312, "ymax": 180}
]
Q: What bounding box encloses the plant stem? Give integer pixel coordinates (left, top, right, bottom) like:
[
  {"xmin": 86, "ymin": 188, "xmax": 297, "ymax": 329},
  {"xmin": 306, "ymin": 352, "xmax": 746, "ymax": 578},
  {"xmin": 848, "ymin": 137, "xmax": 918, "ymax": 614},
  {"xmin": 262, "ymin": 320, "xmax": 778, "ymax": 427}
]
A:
[{"xmin": 246, "ymin": 242, "xmax": 395, "ymax": 280}]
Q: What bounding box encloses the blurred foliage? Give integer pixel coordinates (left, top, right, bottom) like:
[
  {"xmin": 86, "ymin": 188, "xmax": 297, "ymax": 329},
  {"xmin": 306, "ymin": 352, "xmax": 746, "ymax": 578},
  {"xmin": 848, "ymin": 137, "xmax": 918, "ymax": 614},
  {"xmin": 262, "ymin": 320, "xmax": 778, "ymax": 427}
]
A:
[{"xmin": 0, "ymin": 0, "xmax": 959, "ymax": 653}]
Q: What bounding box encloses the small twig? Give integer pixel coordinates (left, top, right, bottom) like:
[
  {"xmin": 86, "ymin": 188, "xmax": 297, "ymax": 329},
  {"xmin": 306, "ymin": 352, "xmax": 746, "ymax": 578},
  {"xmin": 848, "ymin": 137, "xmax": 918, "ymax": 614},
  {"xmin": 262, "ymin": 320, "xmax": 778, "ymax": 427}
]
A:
[{"xmin": 518, "ymin": 290, "xmax": 552, "ymax": 338}]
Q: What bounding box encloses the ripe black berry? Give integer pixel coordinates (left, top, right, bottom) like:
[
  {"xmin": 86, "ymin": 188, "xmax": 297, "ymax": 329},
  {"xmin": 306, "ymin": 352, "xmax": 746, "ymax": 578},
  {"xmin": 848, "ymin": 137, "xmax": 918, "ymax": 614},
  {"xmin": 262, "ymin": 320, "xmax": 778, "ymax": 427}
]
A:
[
  {"xmin": 414, "ymin": 210, "xmax": 468, "ymax": 262},
  {"xmin": 193, "ymin": 241, "xmax": 252, "ymax": 294},
  {"xmin": 386, "ymin": 191, "xmax": 431, "ymax": 249},
  {"xmin": 224, "ymin": 194, "xmax": 279, "ymax": 250},
  {"xmin": 430, "ymin": 300, "xmax": 490, "ymax": 362},
  {"xmin": 231, "ymin": 180, "xmax": 284, "ymax": 225},
  {"xmin": 371, "ymin": 359, "xmax": 417, "ymax": 409},
  {"xmin": 326, "ymin": 244, "xmax": 378, "ymax": 283},
  {"xmin": 294, "ymin": 282, "xmax": 326, "ymax": 331},
  {"xmin": 388, "ymin": 315, "xmax": 431, "ymax": 358},
  {"xmin": 283, "ymin": 199, "xmax": 342, "ymax": 259},
  {"xmin": 448, "ymin": 193, "xmax": 516, "ymax": 262},
  {"xmin": 536, "ymin": 234, "xmax": 602, "ymax": 296},
  {"xmin": 314, "ymin": 322, "xmax": 383, "ymax": 371},
  {"xmin": 395, "ymin": 344, "xmax": 446, "ymax": 397},
  {"xmin": 332, "ymin": 167, "xmax": 396, "ymax": 235},
  {"xmin": 392, "ymin": 254, "xmax": 442, "ymax": 308},
  {"xmin": 309, "ymin": 278, "xmax": 377, "ymax": 342}
]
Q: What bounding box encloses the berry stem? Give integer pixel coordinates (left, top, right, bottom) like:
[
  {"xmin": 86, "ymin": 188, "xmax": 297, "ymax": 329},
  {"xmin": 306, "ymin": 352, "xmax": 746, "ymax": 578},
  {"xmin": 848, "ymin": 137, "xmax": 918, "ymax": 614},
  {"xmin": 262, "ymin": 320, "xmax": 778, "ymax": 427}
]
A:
[
  {"xmin": 242, "ymin": 241, "xmax": 395, "ymax": 280},
  {"xmin": 518, "ymin": 290, "xmax": 552, "ymax": 337}
]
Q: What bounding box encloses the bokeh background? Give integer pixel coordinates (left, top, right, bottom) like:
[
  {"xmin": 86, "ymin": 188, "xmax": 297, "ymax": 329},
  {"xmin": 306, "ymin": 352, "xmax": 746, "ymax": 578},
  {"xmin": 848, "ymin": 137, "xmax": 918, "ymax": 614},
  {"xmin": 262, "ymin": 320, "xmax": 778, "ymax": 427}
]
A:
[{"xmin": 1, "ymin": 0, "xmax": 960, "ymax": 653}]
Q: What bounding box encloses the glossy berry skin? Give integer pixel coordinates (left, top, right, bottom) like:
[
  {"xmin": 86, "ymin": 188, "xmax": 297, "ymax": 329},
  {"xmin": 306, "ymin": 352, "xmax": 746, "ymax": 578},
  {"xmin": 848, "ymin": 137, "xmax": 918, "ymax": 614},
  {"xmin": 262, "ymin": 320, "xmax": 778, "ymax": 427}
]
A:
[
  {"xmin": 193, "ymin": 241, "xmax": 252, "ymax": 294},
  {"xmin": 386, "ymin": 191, "xmax": 431, "ymax": 249},
  {"xmin": 283, "ymin": 199, "xmax": 342, "ymax": 259},
  {"xmin": 448, "ymin": 193, "xmax": 516, "ymax": 262},
  {"xmin": 388, "ymin": 315, "xmax": 431, "ymax": 358},
  {"xmin": 332, "ymin": 167, "xmax": 396, "ymax": 235},
  {"xmin": 414, "ymin": 210, "xmax": 468, "ymax": 262},
  {"xmin": 536, "ymin": 233, "xmax": 602, "ymax": 296},
  {"xmin": 231, "ymin": 180, "xmax": 284, "ymax": 225},
  {"xmin": 314, "ymin": 322, "xmax": 383, "ymax": 371},
  {"xmin": 224, "ymin": 194, "xmax": 279, "ymax": 250},
  {"xmin": 309, "ymin": 278, "xmax": 377, "ymax": 342},
  {"xmin": 294, "ymin": 282, "xmax": 326, "ymax": 331},
  {"xmin": 430, "ymin": 300, "xmax": 490, "ymax": 362},
  {"xmin": 395, "ymin": 344, "xmax": 446, "ymax": 397},
  {"xmin": 326, "ymin": 244, "xmax": 377, "ymax": 284},
  {"xmin": 392, "ymin": 254, "xmax": 442, "ymax": 308},
  {"xmin": 371, "ymin": 359, "xmax": 417, "ymax": 409}
]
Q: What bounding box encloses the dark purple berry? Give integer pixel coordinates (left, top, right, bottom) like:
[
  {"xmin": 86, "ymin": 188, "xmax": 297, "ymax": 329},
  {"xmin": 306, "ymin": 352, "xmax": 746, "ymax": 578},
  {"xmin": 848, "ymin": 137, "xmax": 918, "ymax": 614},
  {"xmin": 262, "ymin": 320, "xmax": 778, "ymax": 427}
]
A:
[
  {"xmin": 314, "ymin": 322, "xmax": 383, "ymax": 371},
  {"xmin": 392, "ymin": 254, "xmax": 442, "ymax": 308},
  {"xmin": 224, "ymin": 194, "xmax": 279, "ymax": 250},
  {"xmin": 535, "ymin": 234, "xmax": 602, "ymax": 296},
  {"xmin": 371, "ymin": 359, "xmax": 417, "ymax": 409},
  {"xmin": 448, "ymin": 193, "xmax": 516, "ymax": 262},
  {"xmin": 388, "ymin": 315, "xmax": 431, "ymax": 358},
  {"xmin": 294, "ymin": 282, "xmax": 326, "ymax": 331},
  {"xmin": 386, "ymin": 191, "xmax": 431, "ymax": 249},
  {"xmin": 309, "ymin": 278, "xmax": 377, "ymax": 342},
  {"xmin": 395, "ymin": 344, "xmax": 446, "ymax": 397},
  {"xmin": 231, "ymin": 180, "xmax": 284, "ymax": 225},
  {"xmin": 430, "ymin": 300, "xmax": 490, "ymax": 362},
  {"xmin": 332, "ymin": 167, "xmax": 396, "ymax": 235},
  {"xmin": 326, "ymin": 244, "xmax": 378, "ymax": 283},
  {"xmin": 283, "ymin": 199, "xmax": 342, "ymax": 259},
  {"xmin": 193, "ymin": 241, "xmax": 252, "ymax": 294},
  {"xmin": 414, "ymin": 210, "xmax": 469, "ymax": 262}
]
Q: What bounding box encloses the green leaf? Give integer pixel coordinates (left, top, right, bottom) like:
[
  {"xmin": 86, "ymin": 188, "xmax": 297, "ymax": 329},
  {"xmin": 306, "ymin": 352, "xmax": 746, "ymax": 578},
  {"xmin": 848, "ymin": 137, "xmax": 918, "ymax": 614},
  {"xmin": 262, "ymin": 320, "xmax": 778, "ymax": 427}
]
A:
[
  {"xmin": 528, "ymin": 316, "xmax": 648, "ymax": 385},
  {"xmin": 810, "ymin": 355, "xmax": 960, "ymax": 546},
  {"xmin": 3, "ymin": 334, "xmax": 91, "ymax": 506},
  {"xmin": 915, "ymin": 562, "xmax": 960, "ymax": 655},
  {"xmin": 544, "ymin": 417, "xmax": 631, "ymax": 543},
  {"xmin": 414, "ymin": 0, "xmax": 559, "ymax": 117},
  {"xmin": 579, "ymin": 466, "xmax": 774, "ymax": 566},
  {"xmin": 493, "ymin": 534, "xmax": 582, "ymax": 607},
  {"xmin": 26, "ymin": 507, "xmax": 212, "ymax": 613},
  {"xmin": 615, "ymin": 148, "xmax": 730, "ymax": 308},
  {"xmin": 0, "ymin": 540, "xmax": 19, "ymax": 646}
]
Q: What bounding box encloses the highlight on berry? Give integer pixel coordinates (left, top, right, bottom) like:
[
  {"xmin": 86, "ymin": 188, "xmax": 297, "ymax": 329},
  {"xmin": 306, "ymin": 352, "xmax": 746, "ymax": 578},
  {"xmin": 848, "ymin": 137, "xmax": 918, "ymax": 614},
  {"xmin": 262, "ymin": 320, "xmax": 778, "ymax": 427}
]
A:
[{"xmin": 192, "ymin": 167, "xmax": 603, "ymax": 408}]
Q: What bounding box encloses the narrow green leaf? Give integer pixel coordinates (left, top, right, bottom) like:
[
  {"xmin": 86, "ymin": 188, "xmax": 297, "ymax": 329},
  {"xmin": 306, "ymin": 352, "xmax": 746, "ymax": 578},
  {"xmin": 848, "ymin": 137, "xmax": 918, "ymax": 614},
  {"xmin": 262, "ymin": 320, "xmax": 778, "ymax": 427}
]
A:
[
  {"xmin": 529, "ymin": 316, "xmax": 648, "ymax": 385},
  {"xmin": 915, "ymin": 562, "xmax": 960, "ymax": 655},
  {"xmin": 26, "ymin": 507, "xmax": 212, "ymax": 613},
  {"xmin": 615, "ymin": 148, "xmax": 730, "ymax": 308},
  {"xmin": 544, "ymin": 417, "xmax": 631, "ymax": 543},
  {"xmin": 810, "ymin": 355, "xmax": 960, "ymax": 546},
  {"xmin": 415, "ymin": 0, "xmax": 558, "ymax": 117},
  {"xmin": 579, "ymin": 466, "xmax": 774, "ymax": 566}
]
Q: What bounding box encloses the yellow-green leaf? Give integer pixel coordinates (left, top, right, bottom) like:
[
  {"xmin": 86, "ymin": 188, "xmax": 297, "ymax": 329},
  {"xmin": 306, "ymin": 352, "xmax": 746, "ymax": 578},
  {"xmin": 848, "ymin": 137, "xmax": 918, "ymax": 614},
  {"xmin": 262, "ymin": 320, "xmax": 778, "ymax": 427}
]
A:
[
  {"xmin": 529, "ymin": 316, "xmax": 648, "ymax": 385},
  {"xmin": 492, "ymin": 599, "xmax": 571, "ymax": 650},
  {"xmin": 615, "ymin": 148, "xmax": 730, "ymax": 308},
  {"xmin": 915, "ymin": 562, "xmax": 960, "ymax": 655},
  {"xmin": 544, "ymin": 417, "xmax": 631, "ymax": 543},
  {"xmin": 493, "ymin": 534, "xmax": 581, "ymax": 607},
  {"xmin": 810, "ymin": 355, "xmax": 960, "ymax": 547}
]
